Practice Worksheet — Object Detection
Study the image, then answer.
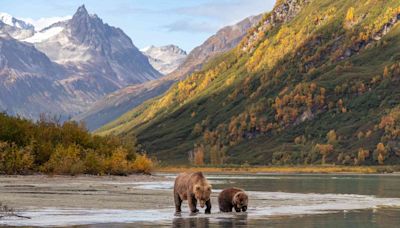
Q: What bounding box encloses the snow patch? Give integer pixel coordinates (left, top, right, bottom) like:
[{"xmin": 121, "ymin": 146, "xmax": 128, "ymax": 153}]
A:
[
  {"xmin": 23, "ymin": 26, "xmax": 64, "ymax": 43},
  {"xmin": 22, "ymin": 16, "xmax": 71, "ymax": 31}
]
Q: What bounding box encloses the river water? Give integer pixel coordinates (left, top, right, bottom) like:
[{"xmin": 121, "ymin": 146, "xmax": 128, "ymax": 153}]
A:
[{"xmin": 1, "ymin": 173, "xmax": 400, "ymax": 227}]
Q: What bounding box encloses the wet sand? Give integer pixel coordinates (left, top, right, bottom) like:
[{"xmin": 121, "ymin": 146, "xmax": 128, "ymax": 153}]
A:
[{"xmin": 0, "ymin": 175, "xmax": 178, "ymax": 210}]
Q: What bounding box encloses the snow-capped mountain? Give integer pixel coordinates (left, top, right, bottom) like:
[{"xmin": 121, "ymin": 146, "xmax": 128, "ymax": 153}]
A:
[
  {"xmin": 0, "ymin": 13, "xmax": 34, "ymax": 40},
  {"xmin": 0, "ymin": 12, "xmax": 34, "ymax": 30},
  {"xmin": 0, "ymin": 5, "xmax": 161, "ymax": 119},
  {"xmin": 0, "ymin": 12, "xmax": 70, "ymax": 41},
  {"xmin": 34, "ymin": 5, "xmax": 160, "ymax": 87},
  {"xmin": 141, "ymin": 45, "xmax": 187, "ymax": 75}
]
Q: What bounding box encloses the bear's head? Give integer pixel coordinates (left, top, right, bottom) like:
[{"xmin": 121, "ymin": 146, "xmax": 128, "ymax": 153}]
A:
[
  {"xmin": 193, "ymin": 183, "xmax": 212, "ymax": 208},
  {"xmin": 233, "ymin": 191, "xmax": 248, "ymax": 212}
]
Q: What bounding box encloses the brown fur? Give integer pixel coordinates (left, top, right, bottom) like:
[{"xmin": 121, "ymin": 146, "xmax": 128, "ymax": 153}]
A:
[
  {"xmin": 174, "ymin": 172, "xmax": 212, "ymax": 214},
  {"xmin": 218, "ymin": 188, "xmax": 248, "ymax": 212}
]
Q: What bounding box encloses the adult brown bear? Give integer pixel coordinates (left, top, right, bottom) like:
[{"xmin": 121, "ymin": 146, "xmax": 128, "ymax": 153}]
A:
[
  {"xmin": 173, "ymin": 172, "xmax": 212, "ymax": 214},
  {"xmin": 218, "ymin": 188, "xmax": 248, "ymax": 212}
]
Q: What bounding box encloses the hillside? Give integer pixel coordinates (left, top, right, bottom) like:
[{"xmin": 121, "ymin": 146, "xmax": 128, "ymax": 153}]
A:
[{"xmin": 97, "ymin": 0, "xmax": 400, "ymax": 166}]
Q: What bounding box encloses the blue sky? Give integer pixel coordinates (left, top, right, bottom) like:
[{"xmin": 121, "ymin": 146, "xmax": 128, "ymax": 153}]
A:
[{"xmin": 1, "ymin": 0, "xmax": 275, "ymax": 52}]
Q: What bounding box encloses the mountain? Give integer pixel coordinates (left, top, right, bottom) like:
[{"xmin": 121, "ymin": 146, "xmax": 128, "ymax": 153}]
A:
[
  {"xmin": 97, "ymin": 0, "xmax": 400, "ymax": 166},
  {"xmin": 0, "ymin": 33, "xmax": 77, "ymax": 118},
  {"xmin": 142, "ymin": 45, "xmax": 187, "ymax": 75},
  {"xmin": 0, "ymin": 13, "xmax": 34, "ymax": 40},
  {"xmin": 0, "ymin": 12, "xmax": 34, "ymax": 30},
  {"xmin": 74, "ymin": 14, "xmax": 262, "ymax": 130},
  {"xmin": 0, "ymin": 5, "xmax": 161, "ymax": 119}
]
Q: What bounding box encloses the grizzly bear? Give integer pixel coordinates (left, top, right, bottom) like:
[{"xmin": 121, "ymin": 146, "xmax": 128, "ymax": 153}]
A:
[
  {"xmin": 218, "ymin": 188, "xmax": 248, "ymax": 212},
  {"xmin": 174, "ymin": 172, "xmax": 212, "ymax": 214}
]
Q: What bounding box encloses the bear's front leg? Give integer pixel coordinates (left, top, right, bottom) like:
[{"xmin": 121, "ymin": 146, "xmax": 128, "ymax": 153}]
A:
[
  {"xmin": 234, "ymin": 205, "xmax": 241, "ymax": 212},
  {"xmin": 188, "ymin": 195, "xmax": 199, "ymax": 213},
  {"xmin": 205, "ymin": 199, "xmax": 211, "ymax": 214},
  {"xmin": 174, "ymin": 192, "xmax": 182, "ymax": 213}
]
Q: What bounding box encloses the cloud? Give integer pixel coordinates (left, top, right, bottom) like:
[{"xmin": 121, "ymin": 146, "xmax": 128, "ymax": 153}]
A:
[
  {"xmin": 22, "ymin": 15, "xmax": 71, "ymax": 31},
  {"xmin": 163, "ymin": 19, "xmax": 219, "ymax": 33}
]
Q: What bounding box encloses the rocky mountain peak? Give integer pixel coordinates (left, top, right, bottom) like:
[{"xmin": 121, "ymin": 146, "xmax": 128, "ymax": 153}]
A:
[
  {"xmin": 75, "ymin": 5, "xmax": 89, "ymax": 17},
  {"xmin": 69, "ymin": 4, "xmax": 107, "ymax": 46}
]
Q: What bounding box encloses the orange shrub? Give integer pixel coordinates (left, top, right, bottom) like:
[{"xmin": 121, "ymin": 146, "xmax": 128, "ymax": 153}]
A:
[{"xmin": 132, "ymin": 154, "xmax": 153, "ymax": 174}]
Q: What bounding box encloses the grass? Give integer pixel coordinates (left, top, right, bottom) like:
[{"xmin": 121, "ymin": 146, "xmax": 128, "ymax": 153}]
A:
[{"xmin": 155, "ymin": 165, "xmax": 400, "ymax": 174}]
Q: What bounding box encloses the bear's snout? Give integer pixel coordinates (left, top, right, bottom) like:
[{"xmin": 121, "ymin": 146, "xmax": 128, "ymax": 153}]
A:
[{"xmin": 199, "ymin": 200, "xmax": 206, "ymax": 208}]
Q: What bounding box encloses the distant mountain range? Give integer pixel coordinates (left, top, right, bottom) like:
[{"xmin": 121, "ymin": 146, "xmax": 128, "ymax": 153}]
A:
[
  {"xmin": 141, "ymin": 45, "xmax": 187, "ymax": 75},
  {"xmin": 0, "ymin": 5, "xmax": 161, "ymax": 119},
  {"xmin": 74, "ymin": 14, "xmax": 262, "ymax": 130}
]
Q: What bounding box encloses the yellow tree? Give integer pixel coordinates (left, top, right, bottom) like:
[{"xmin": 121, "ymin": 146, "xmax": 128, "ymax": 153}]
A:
[
  {"xmin": 376, "ymin": 143, "xmax": 387, "ymax": 165},
  {"xmin": 357, "ymin": 148, "xmax": 369, "ymax": 165},
  {"xmin": 383, "ymin": 66, "xmax": 390, "ymax": 78},
  {"xmin": 345, "ymin": 7, "xmax": 355, "ymax": 23},
  {"xmin": 315, "ymin": 144, "xmax": 334, "ymax": 164},
  {"xmin": 192, "ymin": 145, "xmax": 205, "ymax": 165},
  {"xmin": 327, "ymin": 130, "xmax": 337, "ymax": 144}
]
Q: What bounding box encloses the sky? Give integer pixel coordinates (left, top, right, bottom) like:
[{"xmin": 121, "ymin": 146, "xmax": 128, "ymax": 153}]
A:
[{"xmin": 1, "ymin": 0, "xmax": 275, "ymax": 52}]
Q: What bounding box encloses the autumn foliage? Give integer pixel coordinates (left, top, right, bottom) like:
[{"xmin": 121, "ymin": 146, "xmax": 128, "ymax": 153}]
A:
[{"xmin": 0, "ymin": 113, "xmax": 153, "ymax": 175}]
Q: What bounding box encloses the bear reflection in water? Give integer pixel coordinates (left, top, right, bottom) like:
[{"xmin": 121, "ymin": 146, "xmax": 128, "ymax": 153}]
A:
[{"xmin": 172, "ymin": 214, "xmax": 248, "ymax": 228}]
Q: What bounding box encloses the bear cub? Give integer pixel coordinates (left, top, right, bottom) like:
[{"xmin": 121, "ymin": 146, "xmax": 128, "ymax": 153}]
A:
[
  {"xmin": 174, "ymin": 172, "xmax": 212, "ymax": 214},
  {"xmin": 218, "ymin": 187, "xmax": 248, "ymax": 212}
]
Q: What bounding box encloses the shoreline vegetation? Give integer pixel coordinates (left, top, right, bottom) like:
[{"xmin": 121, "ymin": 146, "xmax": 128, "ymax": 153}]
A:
[
  {"xmin": 0, "ymin": 113, "xmax": 153, "ymax": 176},
  {"xmin": 155, "ymin": 165, "xmax": 400, "ymax": 174}
]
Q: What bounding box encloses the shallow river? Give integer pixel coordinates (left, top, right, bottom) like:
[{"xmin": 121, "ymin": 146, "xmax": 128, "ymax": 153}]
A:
[{"xmin": 1, "ymin": 173, "xmax": 400, "ymax": 227}]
